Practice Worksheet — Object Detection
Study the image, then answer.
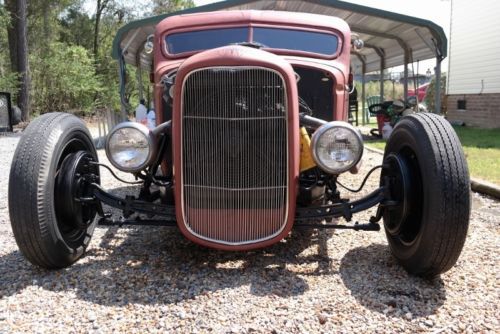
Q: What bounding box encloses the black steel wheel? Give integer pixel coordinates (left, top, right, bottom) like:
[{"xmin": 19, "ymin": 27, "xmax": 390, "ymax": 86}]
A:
[
  {"xmin": 9, "ymin": 112, "xmax": 100, "ymax": 269},
  {"xmin": 381, "ymin": 113, "xmax": 470, "ymax": 277}
]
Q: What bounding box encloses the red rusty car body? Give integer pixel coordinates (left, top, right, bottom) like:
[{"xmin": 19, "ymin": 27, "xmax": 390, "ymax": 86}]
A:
[{"xmin": 152, "ymin": 11, "xmax": 352, "ymax": 250}]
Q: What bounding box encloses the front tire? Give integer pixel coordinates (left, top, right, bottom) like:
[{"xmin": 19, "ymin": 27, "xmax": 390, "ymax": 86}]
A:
[
  {"xmin": 381, "ymin": 113, "xmax": 470, "ymax": 277},
  {"xmin": 8, "ymin": 112, "xmax": 100, "ymax": 269}
]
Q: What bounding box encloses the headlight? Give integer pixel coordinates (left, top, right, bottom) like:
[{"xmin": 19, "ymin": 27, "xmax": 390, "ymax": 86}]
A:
[
  {"xmin": 310, "ymin": 121, "xmax": 363, "ymax": 174},
  {"xmin": 105, "ymin": 122, "xmax": 155, "ymax": 172}
]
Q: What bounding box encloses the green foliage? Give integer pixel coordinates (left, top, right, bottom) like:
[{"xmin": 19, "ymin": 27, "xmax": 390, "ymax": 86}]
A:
[
  {"xmin": 453, "ymin": 126, "xmax": 500, "ymax": 184},
  {"xmin": 424, "ymin": 74, "xmax": 447, "ymax": 114},
  {"xmin": 59, "ymin": 7, "xmax": 94, "ymax": 50},
  {"xmin": 151, "ymin": 0, "xmax": 195, "ymax": 15},
  {"xmin": 0, "ymin": 4, "xmax": 9, "ymax": 31},
  {"xmin": 30, "ymin": 42, "xmax": 101, "ymax": 114},
  {"xmin": 454, "ymin": 126, "xmax": 500, "ymax": 149},
  {"xmin": 0, "ymin": 71, "xmax": 18, "ymax": 93},
  {"xmin": 27, "ymin": 0, "xmax": 80, "ymax": 49},
  {"xmin": 0, "ymin": 4, "xmax": 18, "ymax": 94}
]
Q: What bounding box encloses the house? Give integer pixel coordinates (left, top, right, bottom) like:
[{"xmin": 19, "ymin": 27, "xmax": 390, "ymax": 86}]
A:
[{"xmin": 446, "ymin": 0, "xmax": 500, "ymax": 128}]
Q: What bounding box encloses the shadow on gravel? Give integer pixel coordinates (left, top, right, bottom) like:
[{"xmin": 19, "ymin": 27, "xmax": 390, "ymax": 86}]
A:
[
  {"xmin": 339, "ymin": 244, "xmax": 446, "ymax": 318},
  {"xmin": 0, "ymin": 224, "xmax": 335, "ymax": 305}
]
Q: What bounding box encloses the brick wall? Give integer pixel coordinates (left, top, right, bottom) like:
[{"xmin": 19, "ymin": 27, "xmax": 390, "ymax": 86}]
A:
[{"xmin": 446, "ymin": 93, "xmax": 500, "ymax": 128}]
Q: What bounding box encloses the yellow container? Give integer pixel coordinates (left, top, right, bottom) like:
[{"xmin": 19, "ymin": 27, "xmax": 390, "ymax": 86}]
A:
[{"xmin": 299, "ymin": 127, "xmax": 317, "ymax": 172}]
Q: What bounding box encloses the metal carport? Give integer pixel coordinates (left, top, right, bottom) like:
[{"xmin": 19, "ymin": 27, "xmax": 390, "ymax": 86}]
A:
[{"xmin": 112, "ymin": 0, "xmax": 447, "ymax": 122}]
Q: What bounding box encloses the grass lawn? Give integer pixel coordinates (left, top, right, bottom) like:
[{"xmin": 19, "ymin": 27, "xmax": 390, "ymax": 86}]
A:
[{"xmin": 364, "ymin": 126, "xmax": 500, "ymax": 185}]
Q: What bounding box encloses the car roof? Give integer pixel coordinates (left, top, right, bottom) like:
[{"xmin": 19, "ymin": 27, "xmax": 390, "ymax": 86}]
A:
[{"xmin": 155, "ymin": 10, "xmax": 350, "ymax": 36}]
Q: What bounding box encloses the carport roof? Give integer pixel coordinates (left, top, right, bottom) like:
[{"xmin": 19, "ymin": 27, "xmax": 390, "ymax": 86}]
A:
[{"xmin": 112, "ymin": 0, "xmax": 447, "ymax": 73}]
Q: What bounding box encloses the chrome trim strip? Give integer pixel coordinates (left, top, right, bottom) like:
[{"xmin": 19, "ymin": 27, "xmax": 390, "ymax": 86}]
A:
[
  {"xmin": 183, "ymin": 115, "xmax": 286, "ymax": 121},
  {"xmin": 184, "ymin": 185, "xmax": 287, "ymax": 191}
]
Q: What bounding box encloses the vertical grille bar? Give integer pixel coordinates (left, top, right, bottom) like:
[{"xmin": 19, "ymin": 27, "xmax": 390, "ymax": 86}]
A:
[{"xmin": 181, "ymin": 67, "xmax": 289, "ymax": 245}]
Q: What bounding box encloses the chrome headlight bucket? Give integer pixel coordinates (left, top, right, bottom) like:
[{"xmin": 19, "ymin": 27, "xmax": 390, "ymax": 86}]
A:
[
  {"xmin": 310, "ymin": 121, "xmax": 363, "ymax": 174},
  {"xmin": 105, "ymin": 122, "xmax": 155, "ymax": 172}
]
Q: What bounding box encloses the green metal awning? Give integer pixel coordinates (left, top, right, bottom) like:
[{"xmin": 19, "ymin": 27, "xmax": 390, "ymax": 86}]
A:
[{"xmin": 112, "ymin": 0, "xmax": 447, "ymax": 73}]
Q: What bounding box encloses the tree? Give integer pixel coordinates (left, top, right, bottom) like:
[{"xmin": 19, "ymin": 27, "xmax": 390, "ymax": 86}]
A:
[
  {"xmin": 28, "ymin": 0, "xmax": 78, "ymax": 48},
  {"xmin": 5, "ymin": 0, "xmax": 29, "ymax": 120},
  {"xmin": 93, "ymin": 0, "xmax": 112, "ymax": 59},
  {"xmin": 59, "ymin": 7, "xmax": 94, "ymax": 50},
  {"xmin": 4, "ymin": 0, "xmax": 17, "ymax": 73},
  {"xmin": 151, "ymin": 0, "xmax": 195, "ymax": 15},
  {"xmin": 0, "ymin": 5, "xmax": 18, "ymax": 93},
  {"xmin": 1, "ymin": 0, "xmax": 197, "ymax": 120},
  {"xmin": 17, "ymin": 0, "xmax": 28, "ymax": 121}
]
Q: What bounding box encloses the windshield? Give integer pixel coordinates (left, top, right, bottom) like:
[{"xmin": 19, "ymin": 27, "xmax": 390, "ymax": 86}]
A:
[
  {"xmin": 165, "ymin": 27, "xmax": 249, "ymax": 54},
  {"xmin": 165, "ymin": 26, "xmax": 339, "ymax": 56},
  {"xmin": 253, "ymin": 28, "xmax": 338, "ymax": 55}
]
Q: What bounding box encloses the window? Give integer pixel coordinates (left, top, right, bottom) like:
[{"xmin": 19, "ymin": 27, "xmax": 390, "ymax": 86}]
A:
[
  {"xmin": 166, "ymin": 27, "xmax": 249, "ymax": 54},
  {"xmin": 252, "ymin": 28, "xmax": 338, "ymax": 55},
  {"xmin": 165, "ymin": 26, "xmax": 339, "ymax": 56}
]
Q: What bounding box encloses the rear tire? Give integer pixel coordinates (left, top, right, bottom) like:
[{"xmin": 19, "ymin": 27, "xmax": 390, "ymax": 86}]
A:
[
  {"xmin": 382, "ymin": 113, "xmax": 470, "ymax": 277},
  {"xmin": 8, "ymin": 112, "xmax": 99, "ymax": 269}
]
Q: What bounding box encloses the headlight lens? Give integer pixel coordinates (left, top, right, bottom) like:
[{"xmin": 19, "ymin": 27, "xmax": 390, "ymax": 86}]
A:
[
  {"xmin": 106, "ymin": 122, "xmax": 154, "ymax": 172},
  {"xmin": 311, "ymin": 121, "xmax": 363, "ymax": 174}
]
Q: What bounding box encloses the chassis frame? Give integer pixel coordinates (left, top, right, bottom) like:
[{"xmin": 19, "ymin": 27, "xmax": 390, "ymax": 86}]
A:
[
  {"xmin": 78, "ymin": 154, "xmax": 399, "ymax": 234},
  {"xmin": 89, "ymin": 182, "xmax": 388, "ymax": 232},
  {"xmin": 75, "ymin": 113, "xmax": 403, "ymax": 233}
]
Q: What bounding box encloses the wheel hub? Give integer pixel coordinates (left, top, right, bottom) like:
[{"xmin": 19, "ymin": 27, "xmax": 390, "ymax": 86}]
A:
[
  {"xmin": 381, "ymin": 153, "xmax": 413, "ymax": 236},
  {"xmin": 55, "ymin": 151, "xmax": 99, "ymax": 246}
]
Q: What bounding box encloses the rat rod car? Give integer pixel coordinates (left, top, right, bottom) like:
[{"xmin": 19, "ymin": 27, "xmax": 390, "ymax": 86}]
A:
[{"xmin": 9, "ymin": 10, "xmax": 470, "ymax": 277}]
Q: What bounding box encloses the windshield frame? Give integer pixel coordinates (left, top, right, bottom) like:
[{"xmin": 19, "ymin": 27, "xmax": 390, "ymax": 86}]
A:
[{"xmin": 162, "ymin": 23, "xmax": 344, "ymax": 60}]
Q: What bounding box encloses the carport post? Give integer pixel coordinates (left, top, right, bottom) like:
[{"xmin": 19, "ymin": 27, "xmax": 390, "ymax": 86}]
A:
[
  {"xmin": 350, "ymin": 27, "xmax": 411, "ymax": 102},
  {"xmin": 380, "ymin": 56, "xmax": 385, "ymax": 102},
  {"xmin": 361, "ymin": 62, "xmax": 366, "ymax": 126},
  {"xmin": 118, "ymin": 53, "xmax": 128, "ymax": 121},
  {"xmin": 403, "ymin": 51, "xmax": 409, "ymax": 100},
  {"xmin": 136, "ymin": 59, "xmax": 144, "ymax": 102},
  {"xmin": 369, "ymin": 46, "xmax": 385, "ymax": 102},
  {"xmin": 434, "ymin": 57, "xmax": 442, "ymax": 114},
  {"xmin": 135, "ymin": 44, "xmax": 145, "ymax": 102}
]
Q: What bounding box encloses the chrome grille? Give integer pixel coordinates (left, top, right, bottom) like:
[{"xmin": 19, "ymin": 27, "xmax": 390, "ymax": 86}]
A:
[{"xmin": 181, "ymin": 67, "xmax": 289, "ymax": 245}]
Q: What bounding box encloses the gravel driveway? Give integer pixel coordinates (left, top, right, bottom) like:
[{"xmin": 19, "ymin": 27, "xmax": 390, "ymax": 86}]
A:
[{"xmin": 1, "ymin": 131, "xmax": 499, "ymax": 333}]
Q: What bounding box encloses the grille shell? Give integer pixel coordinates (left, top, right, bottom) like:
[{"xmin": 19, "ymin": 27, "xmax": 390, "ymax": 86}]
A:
[{"xmin": 180, "ymin": 66, "xmax": 289, "ymax": 245}]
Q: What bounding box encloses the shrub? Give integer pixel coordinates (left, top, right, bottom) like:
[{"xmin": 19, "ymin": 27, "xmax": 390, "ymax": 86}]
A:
[
  {"xmin": 424, "ymin": 75, "xmax": 447, "ymax": 114},
  {"xmin": 29, "ymin": 42, "xmax": 101, "ymax": 115}
]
